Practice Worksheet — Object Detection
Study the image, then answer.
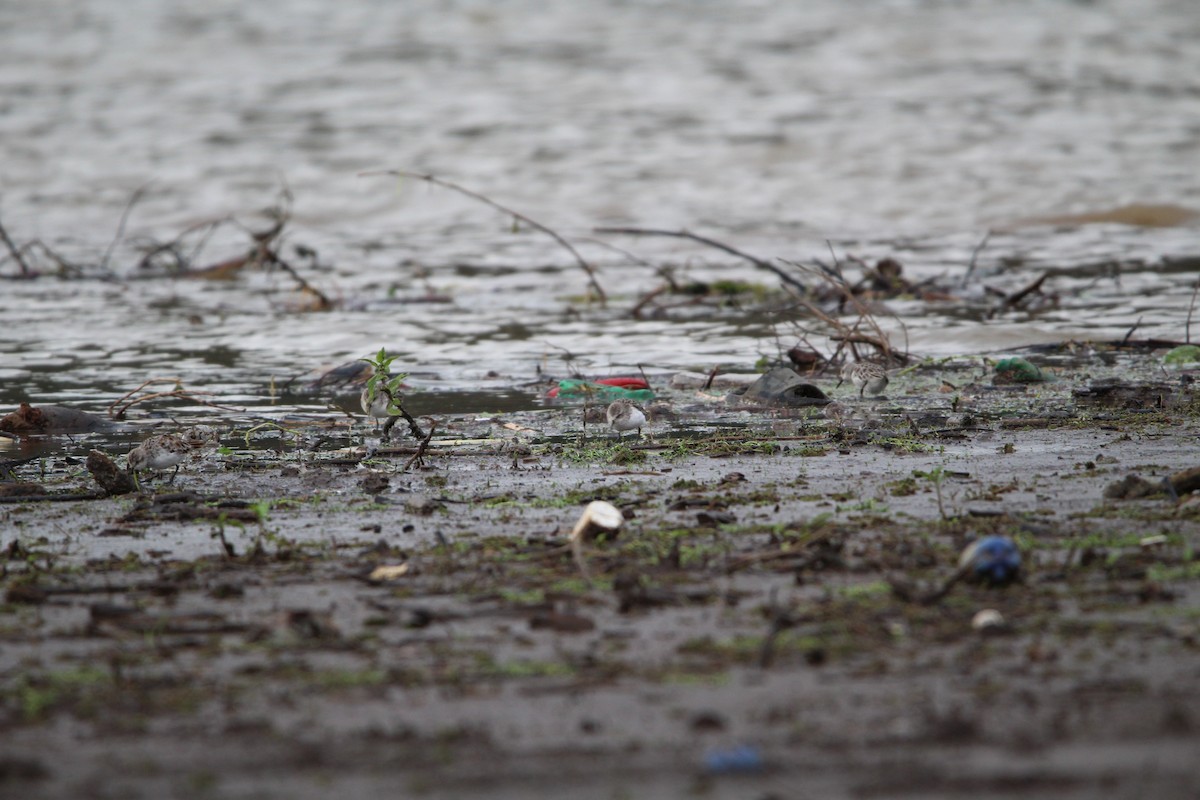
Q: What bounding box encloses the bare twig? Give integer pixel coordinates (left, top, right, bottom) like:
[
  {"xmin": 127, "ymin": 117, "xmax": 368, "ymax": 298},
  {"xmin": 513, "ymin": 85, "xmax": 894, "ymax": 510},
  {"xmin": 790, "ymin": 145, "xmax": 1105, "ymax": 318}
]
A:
[
  {"xmin": 403, "ymin": 418, "xmax": 436, "ymax": 471},
  {"xmin": 629, "ymin": 283, "xmax": 669, "ymax": 318},
  {"xmin": 362, "ymin": 170, "xmax": 607, "ymax": 304},
  {"xmin": 541, "ymin": 340, "xmax": 583, "ymax": 377},
  {"xmin": 636, "ymin": 363, "xmax": 651, "ymax": 387},
  {"xmin": 1122, "ymin": 316, "xmax": 1143, "ymax": 346},
  {"xmin": 108, "ymin": 377, "xmax": 244, "ymax": 419},
  {"xmin": 381, "ymin": 405, "xmax": 428, "ymax": 442},
  {"xmin": 1187, "ymin": 278, "xmax": 1199, "ymax": 344},
  {"xmin": 178, "ymin": 198, "xmax": 333, "ymax": 309},
  {"xmin": 134, "ymin": 216, "xmax": 234, "ymax": 274},
  {"xmin": 987, "ymin": 272, "xmax": 1048, "ymax": 319},
  {"xmin": 778, "ymin": 256, "xmax": 904, "ymax": 365},
  {"xmin": 260, "ymin": 247, "xmax": 334, "ymax": 311},
  {"xmin": 594, "ymin": 227, "xmax": 808, "ymax": 294},
  {"xmin": 575, "ymin": 236, "xmax": 657, "ymax": 271},
  {"xmin": 961, "ymin": 230, "xmax": 992, "ymax": 288},
  {"xmin": 825, "ymin": 240, "xmax": 843, "ymax": 276},
  {"xmin": 0, "ymin": 218, "xmax": 32, "ymax": 277},
  {"xmin": 110, "ymin": 378, "xmax": 183, "ymax": 418},
  {"xmin": 101, "ymin": 184, "xmax": 151, "ymax": 272}
]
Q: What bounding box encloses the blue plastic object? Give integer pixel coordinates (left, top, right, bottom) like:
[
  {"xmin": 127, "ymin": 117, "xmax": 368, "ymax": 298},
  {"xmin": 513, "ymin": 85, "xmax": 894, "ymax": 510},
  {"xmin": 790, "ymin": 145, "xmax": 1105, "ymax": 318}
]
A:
[
  {"xmin": 959, "ymin": 536, "xmax": 1021, "ymax": 585},
  {"xmin": 703, "ymin": 744, "xmax": 764, "ymax": 774}
]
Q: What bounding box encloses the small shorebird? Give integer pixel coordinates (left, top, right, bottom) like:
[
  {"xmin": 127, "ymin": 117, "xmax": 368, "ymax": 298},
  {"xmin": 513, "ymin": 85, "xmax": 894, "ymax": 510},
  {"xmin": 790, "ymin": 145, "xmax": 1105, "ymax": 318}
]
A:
[
  {"xmin": 360, "ymin": 382, "xmax": 397, "ymax": 430},
  {"xmin": 181, "ymin": 424, "xmax": 220, "ymax": 449},
  {"xmin": 127, "ymin": 433, "xmax": 192, "ymax": 484},
  {"xmin": 837, "ymin": 361, "xmax": 889, "ymax": 398},
  {"xmin": 606, "ymin": 399, "xmax": 647, "ymax": 441}
]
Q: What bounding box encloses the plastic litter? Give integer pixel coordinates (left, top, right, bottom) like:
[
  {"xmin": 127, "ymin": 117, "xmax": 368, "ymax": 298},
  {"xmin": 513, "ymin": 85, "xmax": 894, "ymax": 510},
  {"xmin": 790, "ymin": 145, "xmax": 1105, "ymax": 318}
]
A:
[
  {"xmin": 993, "ymin": 357, "xmax": 1049, "ymax": 384},
  {"xmin": 703, "ymin": 744, "xmax": 764, "ymax": 774},
  {"xmin": 958, "ymin": 536, "xmax": 1021, "ymax": 585},
  {"xmin": 547, "ymin": 377, "xmax": 654, "ymax": 402}
]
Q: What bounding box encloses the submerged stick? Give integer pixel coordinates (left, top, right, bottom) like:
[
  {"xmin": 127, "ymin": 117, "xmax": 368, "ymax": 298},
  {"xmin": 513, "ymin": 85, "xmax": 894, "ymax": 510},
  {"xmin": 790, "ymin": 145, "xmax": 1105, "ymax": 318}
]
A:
[
  {"xmin": 361, "ymin": 170, "xmax": 607, "ymax": 304},
  {"xmin": 595, "ymin": 226, "xmax": 807, "ymax": 294}
]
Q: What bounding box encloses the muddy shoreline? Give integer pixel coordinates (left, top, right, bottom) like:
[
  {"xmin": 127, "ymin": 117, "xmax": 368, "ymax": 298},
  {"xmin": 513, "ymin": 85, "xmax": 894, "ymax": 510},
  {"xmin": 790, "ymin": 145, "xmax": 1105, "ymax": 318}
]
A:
[{"xmin": 2, "ymin": 349, "xmax": 1198, "ymax": 798}]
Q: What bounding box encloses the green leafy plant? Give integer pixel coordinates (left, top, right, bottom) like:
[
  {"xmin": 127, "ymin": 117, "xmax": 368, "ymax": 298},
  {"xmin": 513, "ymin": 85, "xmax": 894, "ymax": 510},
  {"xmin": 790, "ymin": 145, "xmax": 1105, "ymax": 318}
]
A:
[
  {"xmin": 913, "ymin": 466, "xmax": 948, "ymax": 520},
  {"xmin": 359, "ymin": 347, "xmax": 409, "ymax": 414}
]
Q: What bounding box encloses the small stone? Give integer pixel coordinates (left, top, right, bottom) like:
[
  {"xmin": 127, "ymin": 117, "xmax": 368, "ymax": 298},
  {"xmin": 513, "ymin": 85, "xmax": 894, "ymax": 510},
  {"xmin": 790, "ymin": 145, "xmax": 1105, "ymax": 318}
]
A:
[
  {"xmin": 367, "ymin": 563, "xmax": 410, "ymax": 582},
  {"xmin": 1103, "ymin": 474, "xmax": 1158, "ymax": 500},
  {"xmin": 86, "ymin": 449, "xmax": 136, "ymax": 496},
  {"xmin": 404, "ymin": 494, "xmax": 443, "ymax": 516},
  {"xmin": 528, "ymin": 611, "xmax": 595, "ymax": 633},
  {"xmin": 361, "ymin": 472, "xmax": 390, "ymax": 496},
  {"xmin": 689, "ymin": 710, "xmax": 727, "ymax": 732},
  {"xmin": 971, "ymin": 609, "xmax": 1007, "ymax": 633},
  {"xmin": 0, "ymin": 482, "xmax": 45, "ymax": 498}
]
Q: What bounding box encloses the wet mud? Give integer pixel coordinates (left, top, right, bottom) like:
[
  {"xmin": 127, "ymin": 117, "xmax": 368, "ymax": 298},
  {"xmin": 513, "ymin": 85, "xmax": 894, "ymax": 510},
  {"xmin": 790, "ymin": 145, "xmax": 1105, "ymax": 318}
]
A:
[{"xmin": 3, "ymin": 350, "xmax": 1199, "ymax": 799}]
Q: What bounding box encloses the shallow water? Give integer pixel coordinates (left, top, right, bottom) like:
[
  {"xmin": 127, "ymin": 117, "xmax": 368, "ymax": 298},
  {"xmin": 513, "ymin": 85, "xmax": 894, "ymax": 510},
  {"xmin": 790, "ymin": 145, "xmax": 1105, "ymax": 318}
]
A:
[{"xmin": 2, "ymin": 0, "xmax": 1198, "ymax": 420}]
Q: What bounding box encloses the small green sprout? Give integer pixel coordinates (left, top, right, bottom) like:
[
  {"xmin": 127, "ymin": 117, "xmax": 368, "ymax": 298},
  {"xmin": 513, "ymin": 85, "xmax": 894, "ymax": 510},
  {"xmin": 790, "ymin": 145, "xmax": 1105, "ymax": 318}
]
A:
[{"xmin": 359, "ymin": 347, "xmax": 409, "ymax": 414}]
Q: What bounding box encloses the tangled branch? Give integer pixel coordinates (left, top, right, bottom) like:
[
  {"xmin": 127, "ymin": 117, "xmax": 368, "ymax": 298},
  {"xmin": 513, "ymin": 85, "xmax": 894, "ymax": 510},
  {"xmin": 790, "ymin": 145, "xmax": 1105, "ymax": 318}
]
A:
[
  {"xmin": 109, "ymin": 377, "xmax": 244, "ymax": 419},
  {"xmin": 361, "ymin": 169, "xmax": 607, "ymax": 304}
]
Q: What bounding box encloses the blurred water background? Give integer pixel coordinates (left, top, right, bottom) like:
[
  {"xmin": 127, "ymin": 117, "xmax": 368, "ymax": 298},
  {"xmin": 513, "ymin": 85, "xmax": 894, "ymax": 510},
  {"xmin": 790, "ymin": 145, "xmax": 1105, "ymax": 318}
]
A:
[{"xmin": 1, "ymin": 0, "xmax": 1197, "ymax": 416}]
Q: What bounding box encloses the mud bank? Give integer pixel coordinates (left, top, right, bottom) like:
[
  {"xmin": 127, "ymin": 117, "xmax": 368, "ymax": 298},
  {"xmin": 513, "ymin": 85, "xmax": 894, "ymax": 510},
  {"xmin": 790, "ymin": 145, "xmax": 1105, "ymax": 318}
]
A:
[{"xmin": 2, "ymin": 350, "xmax": 1199, "ymax": 799}]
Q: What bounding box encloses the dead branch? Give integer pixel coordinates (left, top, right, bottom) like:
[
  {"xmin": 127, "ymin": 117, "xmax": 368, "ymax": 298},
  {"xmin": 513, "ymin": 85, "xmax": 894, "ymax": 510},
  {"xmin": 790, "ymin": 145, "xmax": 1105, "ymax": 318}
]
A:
[
  {"xmin": 0, "ymin": 219, "xmax": 32, "ymax": 277},
  {"xmin": 1121, "ymin": 316, "xmax": 1143, "ymax": 346},
  {"xmin": 1187, "ymin": 277, "xmax": 1199, "ymax": 344},
  {"xmin": 594, "ymin": 226, "xmax": 808, "ymax": 295},
  {"xmin": 961, "ymin": 230, "xmax": 992, "ymax": 288},
  {"xmin": 0, "ymin": 230, "xmax": 84, "ymax": 279},
  {"xmin": 362, "ymin": 170, "xmax": 607, "ymax": 304},
  {"xmin": 259, "ymin": 247, "xmax": 334, "ymax": 311},
  {"xmin": 987, "ymin": 271, "xmax": 1048, "ymax": 319},
  {"xmin": 109, "ymin": 377, "xmax": 244, "ymax": 419},
  {"xmin": 576, "ymin": 236, "xmax": 659, "ymax": 271},
  {"xmin": 403, "ymin": 418, "xmax": 437, "ymax": 471},
  {"xmin": 179, "ymin": 200, "xmax": 333, "ymax": 309},
  {"xmin": 629, "ymin": 284, "xmax": 670, "ymax": 319},
  {"xmin": 101, "ymin": 184, "xmax": 151, "ymax": 273},
  {"xmin": 779, "ymin": 256, "xmax": 908, "ymax": 366},
  {"xmin": 829, "ymin": 332, "xmax": 896, "ymax": 352},
  {"xmin": 136, "ymin": 216, "xmax": 234, "ymax": 274},
  {"xmin": 381, "ymin": 405, "xmax": 428, "ymax": 442}
]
